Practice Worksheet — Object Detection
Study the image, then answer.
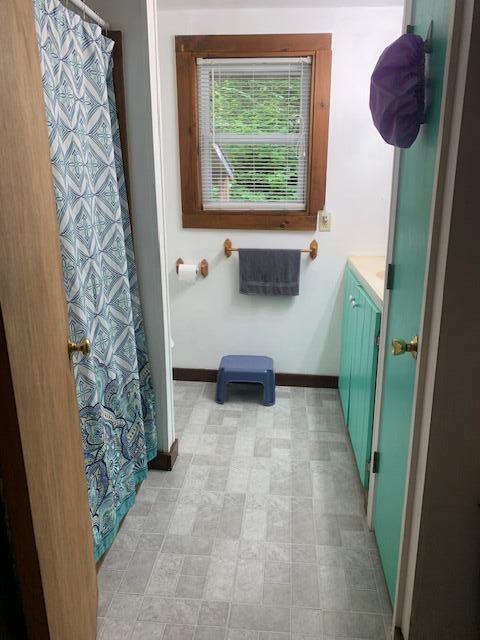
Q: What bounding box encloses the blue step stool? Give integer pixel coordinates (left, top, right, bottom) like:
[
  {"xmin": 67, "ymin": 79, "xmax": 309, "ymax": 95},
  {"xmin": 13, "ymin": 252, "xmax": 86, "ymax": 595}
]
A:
[{"xmin": 215, "ymin": 355, "xmax": 275, "ymax": 406}]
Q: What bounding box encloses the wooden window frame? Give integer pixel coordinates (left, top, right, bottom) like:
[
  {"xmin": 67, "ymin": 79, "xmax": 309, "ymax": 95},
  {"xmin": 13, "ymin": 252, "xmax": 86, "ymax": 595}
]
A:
[{"xmin": 175, "ymin": 34, "xmax": 332, "ymax": 231}]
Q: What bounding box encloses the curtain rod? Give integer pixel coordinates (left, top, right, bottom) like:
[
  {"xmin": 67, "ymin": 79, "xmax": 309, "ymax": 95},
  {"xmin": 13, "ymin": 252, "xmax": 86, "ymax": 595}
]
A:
[{"xmin": 65, "ymin": 0, "xmax": 110, "ymax": 30}]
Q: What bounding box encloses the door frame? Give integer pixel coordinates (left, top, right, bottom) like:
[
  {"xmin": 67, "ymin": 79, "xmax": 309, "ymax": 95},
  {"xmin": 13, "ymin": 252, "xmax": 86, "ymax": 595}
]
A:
[
  {"xmin": 146, "ymin": 0, "xmax": 176, "ymax": 452},
  {"xmin": 366, "ymin": 0, "xmax": 475, "ymax": 635}
]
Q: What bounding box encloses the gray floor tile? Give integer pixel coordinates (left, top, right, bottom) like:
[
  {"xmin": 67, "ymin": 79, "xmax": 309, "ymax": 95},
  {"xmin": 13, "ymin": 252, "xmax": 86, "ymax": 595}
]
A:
[
  {"xmin": 138, "ymin": 534, "xmax": 164, "ymax": 551},
  {"xmin": 106, "ymin": 593, "xmax": 142, "ymax": 620},
  {"xmin": 264, "ymin": 561, "xmax": 290, "ymax": 584},
  {"xmin": 147, "ymin": 554, "xmax": 182, "ymax": 597},
  {"xmin": 176, "ymin": 574, "xmax": 206, "ymax": 599},
  {"xmin": 291, "ymin": 499, "xmax": 315, "ymax": 545},
  {"xmin": 323, "ymin": 611, "xmax": 385, "ymax": 638},
  {"xmin": 266, "ymin": 502, "xmax": 291, "ymax": 542},
  {"xmin": 316, "ymin": 545, "xmax": 344, "ymax": 568},
  {"xmin": 198, "ymin": 601, "xmax": 230, "ymax": 627},
  {"xmin": 163, "ymin": 535, "xmax": 213, "ymax": 556},
  {"xmin": 342, "ymin": 548, "xmax": 372, "ymax": 569},
  {"xmin": 263, "ymin": 583, "xmax": 290, "ymax": 607},
  {"xmin": 217, "ymin": 494, "xmax": 243, "ymax": 538},
  {"xmin": 169, "ymin": 505, "xmax": 198, "ymax": 536},
  {"xmin": 131, "ymin": 621, "xmax": 166, "ymax": 639},
  {"xmin": 163, "ymin": 625, "xmax": 195, "ymax": 640},
  {"xmin": 348, "ymin": 587, "xmax": 382, "ymax": 613},
  {"xmin": 212, "ymin": 539, "xmax": 239, "ymax": 561},
  {"xmin": 139, "ymin": 597, "xmax": 201, "ymax": 625},
  {"xmin": 254, "ymin": 437, "xmax": 272, "ymax": 458},
  {"xmin": 182, "ymin": 555, "xmax": 210, "ymax": 576},
  {"xmin": 291, "ymin": 466, "xmax": 313, "ymax": 497},
  {"xmin": 194, "ymin": 626, "xmax": 226, "ymax": 640},
  {"xmin": 143, "ymin": 503, "xmax": 175, "ymax": 533},
  {"xmin": 102, "ymin": 547, "xmax": 135, "ymax": 572},
  {"xmin": 206, "ymin": 466, "xmax": 230, "ymax": 492},
  {"xmin": 204, "ymin": 557, "xmax": 237, "ymax": 601},
  {"xmin": 319, "ymin": 566, "xmax": 349, "ymax": 611},
  {"xmin": 239, "ymin": 540, "xmax": 266, "ymax": 562},
  {"xmin": 291, "ymin": 607, "xmax": 323, "ymax": 636},
  {"xmin": 345, "ymin": 567, "xmax": 376, "ymax": 590},
  {"xmin": 99, "ymin": 382, "xmax": 392, "ymax": 636},
  {"xmin": 98, "ymin": 569, "xmax": 124, "ymax": 593},
  {"xmin": 292, "ymin": 563, "xmax": 319, "ymax": 608},
  {"xmin": 265, "ymin": 543, "xmax": 290, "ymax": 564},
  {"xmin": 291, "ymin": 545, "xmax": 316, "ymax": 564},
  {"xmin": 314, "ymin": 514, "xmax": 341, "ymax": 546},
  {"xmin": 110, "ymin": 529, "xmax": 141, "ymax": 553},
  {"xmin": 234, "ymin": 559, "xmax": 264, "ymax": 603},
  {"xmin": 100, "ymin": 618, "xmax": 135, "ymax": 640},
  {"xmin": 118, "ymin": 548, "xmax": 158, "ymax": 595},
  {"xmin": 248, "ymin": 466, "xmax": 271, "ymax": 495},
  {"xmin": 98, "ymin": 590, "xmax": 115, "ymax": 618},
  {"xmin": 243, "ymin": 509, "xmax": 267, "ymax": 541},
  {"xmin": 229, "ymin": 604, "xmax": 290, "ymax": 633},
  {"xmin": 227, "ymin": 630, "xmax": 259, "ymax": 640},
  {"xmin": 338, "ymin": 514, "xmax": 367, "ymax": 532}
]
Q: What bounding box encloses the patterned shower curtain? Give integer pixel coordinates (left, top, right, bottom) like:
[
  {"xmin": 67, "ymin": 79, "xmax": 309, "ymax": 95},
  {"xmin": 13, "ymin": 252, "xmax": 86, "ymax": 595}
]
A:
[{"xmin": 34, "ymin": 0, "xmax": 157, "ymax": 559}]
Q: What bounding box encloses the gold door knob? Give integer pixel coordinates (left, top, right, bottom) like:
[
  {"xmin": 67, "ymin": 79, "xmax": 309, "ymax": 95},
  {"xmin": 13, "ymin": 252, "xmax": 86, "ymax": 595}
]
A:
[
  {"xmin": 391, "ymin": 335, "xmax": 418, "ymax": 360},
  {"xmin": 68, "ymin": 338, "xmax": 91, "ymax": 357}
]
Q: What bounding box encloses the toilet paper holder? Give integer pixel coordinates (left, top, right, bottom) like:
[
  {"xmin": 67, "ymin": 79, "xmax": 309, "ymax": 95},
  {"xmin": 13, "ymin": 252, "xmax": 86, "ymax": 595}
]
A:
[{"xmin": 176, "ymin": 257, "xmax": 209, "ymax": 278}]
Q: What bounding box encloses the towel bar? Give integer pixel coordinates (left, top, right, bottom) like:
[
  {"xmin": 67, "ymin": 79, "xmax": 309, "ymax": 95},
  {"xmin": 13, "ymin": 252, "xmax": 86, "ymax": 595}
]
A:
[{"xmin": 224, "ymin": 238, "xmax": 318, "ymax": 260}]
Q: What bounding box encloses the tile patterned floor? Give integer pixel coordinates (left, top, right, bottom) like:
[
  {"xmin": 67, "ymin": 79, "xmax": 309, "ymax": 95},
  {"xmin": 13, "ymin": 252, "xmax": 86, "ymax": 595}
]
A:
[{"xmin": 97, "ymin": 382, "xmax": 392, "ymax": 640}]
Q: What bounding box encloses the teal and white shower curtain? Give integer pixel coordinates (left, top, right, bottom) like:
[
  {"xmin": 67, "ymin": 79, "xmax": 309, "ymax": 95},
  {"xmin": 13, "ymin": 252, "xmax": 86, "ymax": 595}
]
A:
[{"xmin": 34, "ymin": 0, "xmax": 157, "ymax": 559}]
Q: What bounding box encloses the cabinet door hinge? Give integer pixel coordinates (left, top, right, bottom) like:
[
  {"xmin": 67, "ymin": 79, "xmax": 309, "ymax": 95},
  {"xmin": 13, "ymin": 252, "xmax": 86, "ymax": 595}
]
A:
[
  {"xmin": 386, "ymin": 263, "xmax": 395, "ymax": 290},
  {"xmin": 375, "ymin": 333, "xmax": 380, "ymax": 348},
  {"xmin": 372, "ymin": 451, "xmax": 380, "ymax": 474}
]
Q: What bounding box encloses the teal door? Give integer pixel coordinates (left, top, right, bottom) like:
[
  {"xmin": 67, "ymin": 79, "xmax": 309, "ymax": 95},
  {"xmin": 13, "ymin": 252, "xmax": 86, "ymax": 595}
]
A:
[
  {"xmin": 372, "ymin": 0, "xmax": 452, "ymax": 602},
  {"xmin": 348, "ymin": 285, "xmax": 381, "ymax": 487}
]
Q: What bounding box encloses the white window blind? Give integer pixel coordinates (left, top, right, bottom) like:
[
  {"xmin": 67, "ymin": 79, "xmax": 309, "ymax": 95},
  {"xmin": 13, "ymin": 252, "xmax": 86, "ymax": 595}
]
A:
[{"xmin": 197, "ymin": 57, "xmax": 312, "ymax": 211}]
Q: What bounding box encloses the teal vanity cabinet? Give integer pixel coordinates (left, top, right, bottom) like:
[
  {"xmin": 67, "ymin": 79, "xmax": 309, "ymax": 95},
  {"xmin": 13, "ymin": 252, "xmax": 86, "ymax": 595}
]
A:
[{"xmin": 339, "ymin": 266, "xmax": 381, "ymax": 487}]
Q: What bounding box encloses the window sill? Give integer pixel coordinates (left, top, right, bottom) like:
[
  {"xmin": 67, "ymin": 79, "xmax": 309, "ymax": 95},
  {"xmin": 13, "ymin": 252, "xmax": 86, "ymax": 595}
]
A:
[{"xmin": 182, "ymin": 211, "xmax": 318, "ymax": 231}]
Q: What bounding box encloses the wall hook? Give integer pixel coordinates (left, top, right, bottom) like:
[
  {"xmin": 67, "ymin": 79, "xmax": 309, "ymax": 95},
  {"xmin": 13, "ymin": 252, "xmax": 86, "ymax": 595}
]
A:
[
  {"xmin": 424, "ymin": 21, "xmax": 433, "ymax": 54},
  {"xmin": 406, "ymin": 20, "xmax": 433, "ymax": 53}
]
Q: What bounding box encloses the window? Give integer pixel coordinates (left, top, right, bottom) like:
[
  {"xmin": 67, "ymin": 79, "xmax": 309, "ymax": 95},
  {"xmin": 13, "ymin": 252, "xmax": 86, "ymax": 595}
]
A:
[
  {"xmin": 198, "ymin": 57, "xmax": 311, "ymax": 211},
  {"xmin": 175, "ymin": 34, "xmax": 331, "ymax": 230}
]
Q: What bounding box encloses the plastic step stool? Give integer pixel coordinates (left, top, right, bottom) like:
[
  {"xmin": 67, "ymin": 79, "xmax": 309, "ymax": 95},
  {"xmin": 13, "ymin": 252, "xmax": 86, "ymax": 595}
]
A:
[{"xmin": 215, "ymin": 355, "xmax": 275, "ymax": 406}]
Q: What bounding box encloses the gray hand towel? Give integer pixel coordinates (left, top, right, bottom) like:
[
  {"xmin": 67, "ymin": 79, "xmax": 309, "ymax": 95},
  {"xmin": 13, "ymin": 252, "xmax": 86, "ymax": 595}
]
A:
[{"xmin": 238, "ymin": 248, "xmax": 301, "ymax": 296}]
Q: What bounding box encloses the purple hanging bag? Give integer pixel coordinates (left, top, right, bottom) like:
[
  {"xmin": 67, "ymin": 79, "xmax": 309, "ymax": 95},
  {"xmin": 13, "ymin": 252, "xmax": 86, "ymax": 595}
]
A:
[{"xmin": 370, "ymin": 33, "xmax": 426, "ymax": 148}]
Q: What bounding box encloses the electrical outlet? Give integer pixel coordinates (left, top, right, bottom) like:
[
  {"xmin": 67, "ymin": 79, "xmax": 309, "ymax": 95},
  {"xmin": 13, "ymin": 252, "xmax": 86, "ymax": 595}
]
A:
[{"xmin": 319, "ymin": 210, "xmax": 331, "ymax": 232}]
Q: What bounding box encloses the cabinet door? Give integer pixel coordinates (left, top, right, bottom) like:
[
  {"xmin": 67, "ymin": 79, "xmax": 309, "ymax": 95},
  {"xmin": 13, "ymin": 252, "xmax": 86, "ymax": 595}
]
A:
[
  {"xmin": 338, "ymin": 269, "xmax": 356, "ymax": 419},
  {"xmin": 348, "ymin": 285, "xmax": 381, "ymax": 487}
]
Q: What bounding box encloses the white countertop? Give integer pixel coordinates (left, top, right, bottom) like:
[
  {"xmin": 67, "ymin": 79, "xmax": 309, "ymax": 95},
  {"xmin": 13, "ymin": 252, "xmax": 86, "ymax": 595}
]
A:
[{"xmin": 348, "ymin": 256, "xmax": 386, "ymax": 309}]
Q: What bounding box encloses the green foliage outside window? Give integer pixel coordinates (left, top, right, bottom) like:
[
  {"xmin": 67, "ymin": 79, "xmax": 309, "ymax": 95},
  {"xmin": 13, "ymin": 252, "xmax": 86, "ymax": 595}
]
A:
[{"xmin": 211, "ymin": 77, "xmax": 305, "ymax": 203}]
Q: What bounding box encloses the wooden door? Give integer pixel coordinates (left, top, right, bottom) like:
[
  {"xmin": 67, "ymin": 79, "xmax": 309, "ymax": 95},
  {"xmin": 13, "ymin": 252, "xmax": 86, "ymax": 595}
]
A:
[
  {"xmin": 372, "ymin": 0, "xmax": 451, "ymax": 602},
  {"xmin": 0, "ymin": 1, "xmax": 97, "ymax": 638}
]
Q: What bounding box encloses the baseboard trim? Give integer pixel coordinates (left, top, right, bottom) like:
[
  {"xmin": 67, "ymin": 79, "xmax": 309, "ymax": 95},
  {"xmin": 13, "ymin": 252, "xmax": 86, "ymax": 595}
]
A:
[
  {"xmin": 173, "ymin": 368, "xmax": 217, "ymax": 383},
  {"xmin": 148, "ymin": 438, "xmax": 178, "ymax": 472},
  {"xmin": 173, "ymin": 367, "xmax": 338, "ymax": 389}
]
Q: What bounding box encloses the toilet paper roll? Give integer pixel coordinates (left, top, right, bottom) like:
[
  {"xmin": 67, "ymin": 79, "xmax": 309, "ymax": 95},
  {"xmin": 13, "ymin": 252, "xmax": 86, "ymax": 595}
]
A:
[{"xmin": 177, "ymin": 263, "xmax": 198, "ymax": 283}]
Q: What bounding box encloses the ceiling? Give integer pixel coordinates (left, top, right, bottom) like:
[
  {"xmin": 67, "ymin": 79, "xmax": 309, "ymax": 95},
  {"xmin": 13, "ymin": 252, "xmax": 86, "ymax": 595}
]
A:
[{"xmin": 157, "ymin": 0, "xmax": 403, "ymax": 9}]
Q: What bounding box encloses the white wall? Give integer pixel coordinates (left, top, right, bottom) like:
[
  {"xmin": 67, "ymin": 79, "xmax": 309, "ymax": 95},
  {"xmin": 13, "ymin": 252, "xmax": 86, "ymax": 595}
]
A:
[
  {"xmin": 89, "ymin": 0, "xmax": 175, "ymax": 450},
  {"xmin": 158, "ymin": 5, "xmax": 402, "ymax": 375}
]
